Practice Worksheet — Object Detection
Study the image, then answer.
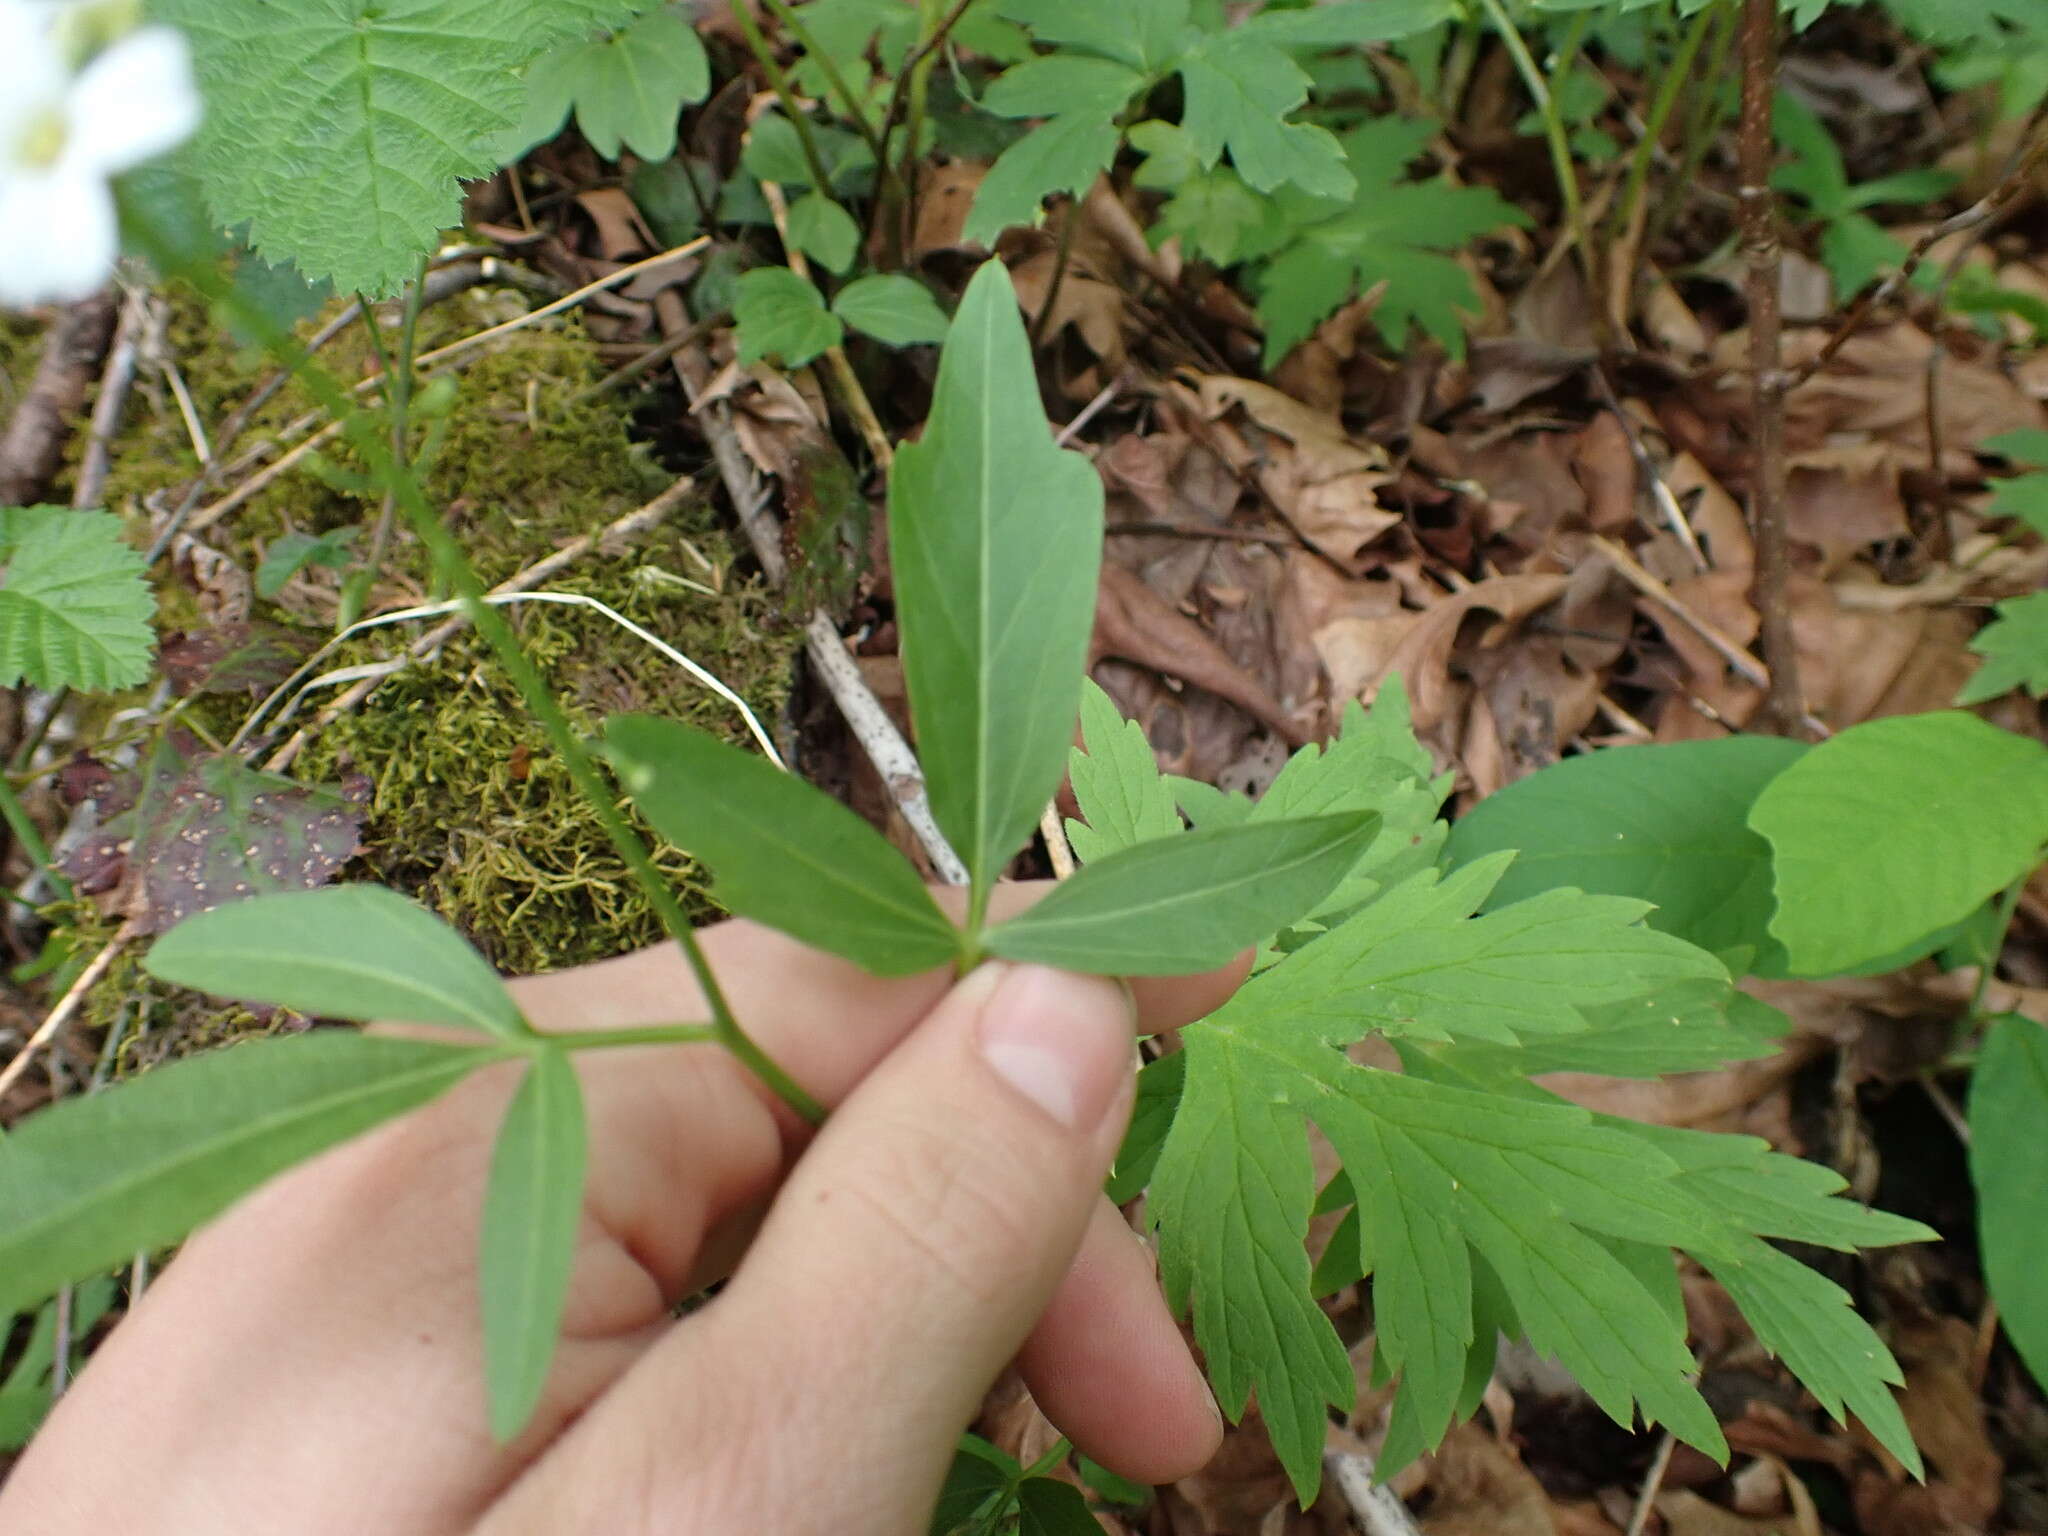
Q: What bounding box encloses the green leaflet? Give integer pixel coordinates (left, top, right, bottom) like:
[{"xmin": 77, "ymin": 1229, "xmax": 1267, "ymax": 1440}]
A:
[
  {"xmin": 1444, "ymin": 734, "xmax": 1808, "ymax": 967},
  {"xmin": 962, "ymin": 115, "xmax": 1121, "ymax": 245},
  {"xmin": 481, "ymin": 1047, "xmax": 589, "ymax": 1440},
  {"xmin": 890, "ymin": 262, "xmax": 1104, "ymax": 918},
  {"xmin": 606, "ymin": 715, "xmax": 958, "ymax": 975},
  {"xmin": 1747, "ymin": 711, "xmax": 2048, "ymax": 975},
  {"xmin": 1065, "ymin": 679, "xmax": 1182, "ymax": 862},
  {"xmin": 734, "ymin": 266, "xmax": 844, "ymax": 367},
  {"xmin": 1971, "ymin": 1015, "xmax": 2048, "ymax": 1396},
  {"xmin": 0, "ymin": 507, "xmax": 155, "ymax": 693},
  {"xmin": 0, "ymin": 1279, "xmax": 116, "ymax": 1451},
  {"xmin": 786, "ymin": 193, "xmax": 861, "ymax": 273},
  {"xmin": 159, "ymin": 0, "xmax": 643, "ymax": 294},
  {"xmin": 0, "ymin": 1033, "xmax": 506, "ymax": 1316},
  {"xmin": 511, "ymin": 6, "xmax": 710, "ymax": 162},
  {"xmin": 146, "ymin": 885, "xmax": 530, "ymax": 1039},
  {"xmin": 1176, "ymin": 35, "xmax": 1352, "ymax": 198},
  {"xmin": 832, "ymin": 273, "xmax": 952, "ymax": 348},
  {"xmin": 1015, "ymin": 1478, "xmax": 1101, "ymax": 1535},
  {"xmin": 984, "ymin": 813, "xmax": 1377, "ymax": 973}
]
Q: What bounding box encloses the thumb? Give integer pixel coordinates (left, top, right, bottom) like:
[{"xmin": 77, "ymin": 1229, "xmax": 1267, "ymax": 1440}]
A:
[{"xmin": 658, "ymin": 961, "xmax": 1135, "ymax": 1530}]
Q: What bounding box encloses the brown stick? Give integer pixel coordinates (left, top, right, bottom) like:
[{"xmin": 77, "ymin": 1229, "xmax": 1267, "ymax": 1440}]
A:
[
  {"xmin": 0, "ymin": 292, "xmax": 119, "ymax": 506},
  {"xmin": 1784, "ymin": 110, "xmax": 2048, "ymax": 394},
  {"xmin": 1735, "ymin": 0, "xmax": 1809, "ymax": 737}
]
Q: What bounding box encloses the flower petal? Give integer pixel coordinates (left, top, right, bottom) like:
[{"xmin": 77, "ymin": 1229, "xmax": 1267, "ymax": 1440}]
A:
[
  {"xmin": 0, "ymin": 167, "xmax": 116, "ymax": 307},
  {"xmin": 66, "ymin": 25, "xmax": 200, "ymax": 175},
  {"xmin": 0, "ymin": 1, "xmax": 68, "ymax": 157}
]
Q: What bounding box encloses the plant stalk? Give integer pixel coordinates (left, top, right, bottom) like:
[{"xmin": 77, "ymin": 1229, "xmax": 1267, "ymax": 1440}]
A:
[
  {"xmin": 1735, "ymin": 0, "xmax": 1809, "ymax": 736},
  {"xmin": 550, "ymin": 1023, "xmax": 722, "ymax": 1052},
  {"xmin": 1615, "ymin": 1, "xmax": 1719, "ymax": 255},
  {"xmin": 0, "ymin": 772, "xmax": 70, "ymax": 902},
  {"xmin": 1478, "ymin": 0, "xmax": 1596, "ymax": 300},
  {"xmin": 731, "ymin": 0, "xmax": 838, "ymax": 201}
]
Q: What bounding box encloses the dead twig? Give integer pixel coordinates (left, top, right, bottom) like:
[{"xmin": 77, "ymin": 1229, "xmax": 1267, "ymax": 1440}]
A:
[
  {"xmin": 1735, "ymin": 0, "xmax": 1810, "ymax": 736},
  {"xmin": 72, "ymin": 289, "xmax": 151, "ymax": 510},
  {"xmin": 1590, "ymin": 366, "xmax": 1707, "ymax": 573},
  {"xmin": 0, "ymin": 919, "xmax": 137, "ymax": 1106},
  {"xmin": 1625, "ymin": 1431, "xmax": 1678, "ymax": 1536},
  {"xmin": 1785, "ymin": 108, "xmax": 2048, "ymax": 393},
  {"xmin": 1324, "ymin": 1450, "xmax": 1426, "ymax": 1536},
  {"xmin": 258, "ymin": 480, "xmax": 701, "ymax": 771},
  {"xmin": 0, "ymin": 290, "xmax": 119, "ymax": 506},
  {"xmin": 653, "ymin": 289, "xmax": 969, "ymax": 884}
]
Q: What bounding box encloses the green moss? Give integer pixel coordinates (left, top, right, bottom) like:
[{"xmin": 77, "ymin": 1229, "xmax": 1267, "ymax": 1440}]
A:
[{"xmin": 56, "ymin": 286, "xmax": 802, "ymax": 1034}]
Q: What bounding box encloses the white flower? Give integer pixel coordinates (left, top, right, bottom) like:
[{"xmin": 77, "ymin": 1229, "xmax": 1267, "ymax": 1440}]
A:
[{"xmin": 0, "ymin": 1, "xmax": 200, "ymax": 308}]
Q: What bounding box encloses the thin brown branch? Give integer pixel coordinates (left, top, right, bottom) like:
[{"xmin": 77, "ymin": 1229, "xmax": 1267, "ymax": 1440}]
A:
[
  {"xmin": 1736, "ymin": 0, "xmax": 1809, "ymax": 737},
  {"xmin": 0, "ymin": 290, "xmax": 118, "ymax": 506},
  {"xmin": 1786, "ymin": 110, "xmax": 2048, "ymax": 393}
]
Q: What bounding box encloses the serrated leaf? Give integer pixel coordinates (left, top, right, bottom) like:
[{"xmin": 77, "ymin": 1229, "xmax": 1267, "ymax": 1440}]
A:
[
  {"xmin": 1253, "ymin": 118, "xmax": 1529, "ymax": 362},
  {"xmin": 982, "ymin": 54, "xmax": 1148, "ymax": 117},
  {"xmin": 481, "ymin": 1047, "xmax": 588, "ymax": 1440},
  {"xmin": 1108, "ymin": 1049, "xmax": 1184, "ymax": 1202},
  {"xmin": 605, "ymin": 715, "xmax": 958, "ymax": 975},
  {"xmin": 1442, "ymin": 982, "xmax": 1788, "ymax": 1080},
  {"xmin": 513, "ymin": 7, "xmax": 709, "ymax": 161},
  {"xmin": 0, "ymin": 1032, "xmax": 505, "ymax": 1316},
  {"xmin": 1748, "ymin": 711, "xmax": 2048, "ymax": 975},
  {"xmin": 963, "ymin": 114, "xmax": 1121, "ymax": 244},
  {"xmin": 1177, "ymin": 35, "xmax": 1354, "ymax": 197},
  {"xmin": 1986, "ymin": 471, "xmax": 2048, "ymax": 535},
  {"xmin": 146, "ymin": 885, "xmax": 529, "ymax": 1038},
  {"xmin": 1065, "ymin": 678, "xmax": 1182, "ymax": 862},
  {"xmin": 1255, "ymin": 859, "xmax": 1728, "ymax": 1045},
  {"xmin": 159, "ymin": 0, "xmax": 643, "ymax": 294},
  {"xmin": 1972, "ymin": 1015, "xmax": 2048, "ymax": 1397},
  {"xmin": 1957, "ymin": 590, "xmax": 2048, "ymax": 703},
  {"xmin": 992, "ymin": 0, "xmax": 1191, "ymax": 72},
  {"xmin": 1235, "ymin": 0, "xmax": 1454, "ymax": 44},
  {"xmin": 0, "ymin": 507, "xmax": 154, "ymax": 692},
  {"xmin": 1444, "ymin": 735, "xmax": 1808, "ymax": 966},
  {"xmin": 985, "ymin": 813, "xmax": 1377, "ymax": 973},
  {"xmin": 786, "ymin": 192, "xmax": 860, "ymax": 273},
  {"xmin": 889, "ymin": 262, "xmax": 1104, "ymax": 911},
  {"xmin": 832, "ymin": 273, "xmax": 951, "ymax": 347},
  {"xmin": 734, "ymin": 266, "xmax": 843, "ymax": 366}
]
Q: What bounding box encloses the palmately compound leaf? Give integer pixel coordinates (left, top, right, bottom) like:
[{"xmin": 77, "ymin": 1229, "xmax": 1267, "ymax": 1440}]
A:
[
  {"xmin": 890, "ymin": 262, "xmax": 1103, "ymax": 916},
  {"xmin": 1445, "ymin": 735, "xmax": 1808, "ymax": 968},
  {"xmin": 0, "ymin": 507, "xmax": 154, "ymax": 692},
  {"xmin": 146, "ymin": 885, "xmax": 529, "ymax": 1039},
  {"xmin": 1065, "ymin": 679, "xmax": 1182, "ymax": 862},
  {"xmin": 984, "ymin": 813, "xmax": 1378, "ymax": 974},
  {"xmin": 158, "ymin": 0, "xmax": 643, "ymax": 294},
  {"xmin": 510, "ymin": 6, "xmax": 708, "ymax": 162},
  {"xmin": 1957, "ymin": 590, "xmax": 2048, "ymax": 704},
  {"xmin": 605, "ymin": 715, "xmax": 958, "ymax": 976},
  {"xmin": 481, "ymin": 1047, "xmax": 588, "ymax": 1440},
  {"xmin": 0, "ymin": 1032, "xmax": 507, "ymax": 1317},
  {"xmin": 831, "ymin": 274, "xmax": 952, "ymax": 348},
  {"xmin": 1254, "ymin": 117, "xmax": 1530, "ymax": 363},
  {"xmin": 1971, "ymin": 1015, "xmax": 2048, "ymax": 1397},
  {"xmin": 733, "ymin": 266, "xmax": 844, "ymax": 367},
  {"xmin": 1176, "ymin": 32, "xmax": 1352, "ymax": 199},
  {"xmin": 1747, "ymin": 711, "xmax": 2048, "ymax": 975}
]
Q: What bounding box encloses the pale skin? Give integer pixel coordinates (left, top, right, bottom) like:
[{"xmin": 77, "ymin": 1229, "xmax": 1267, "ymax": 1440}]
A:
[{"xmin": 0, "ymin": 894, "xmax": 1241, "ymax": 1534}]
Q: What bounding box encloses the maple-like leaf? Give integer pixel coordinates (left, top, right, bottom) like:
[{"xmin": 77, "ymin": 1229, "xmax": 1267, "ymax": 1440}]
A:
[
  {"xmin": 510, "ymin": 7, "xmax": 709, "ymax": 162},
  {"xmin": 0, "ymin": 507, "xmax": 154, "ymax": 693},
  {"xmin": 1253, "ymin": 118, "xmax": 1530, "ymax": 363},
  {"xmin": 1957, "ymin": 591, "xmax": 2048, "ymax": 704}
]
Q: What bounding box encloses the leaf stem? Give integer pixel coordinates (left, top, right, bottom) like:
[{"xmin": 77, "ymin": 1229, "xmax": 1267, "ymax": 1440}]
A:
[
  {"xmin": 120, "ymin": 212, "xmax": 827, "ymax": 1129},
  {"xmin": 547, "ymin": 1023, "xmax": 721, "ymax": 1052},
  {"xmin": 1477, "ymin": 0, "xmax": 1596, "ymax": 303},
  {"xmin": 1615, "ymin": 1, "xmax": 1717, "ymax": 254},
  {"xmin": 0, "ymin": 771, "xmax": 69, "ymax": 902},
  {"xmin": 1968, "ymin": 870, "xmax": 2034, "ymax": 1022},
  {"xmin": 730, "ymin": 0, "xmax": 839, "ymax": 201},
  {"xmin": 757, "ymin": 0, "xmax": 893, "ymax": 180}
]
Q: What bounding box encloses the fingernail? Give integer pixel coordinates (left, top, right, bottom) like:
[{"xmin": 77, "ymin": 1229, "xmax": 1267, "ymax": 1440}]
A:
[{"xmin": 975, "ymin": 963, "xmax": 1135, "ymax": 1132}]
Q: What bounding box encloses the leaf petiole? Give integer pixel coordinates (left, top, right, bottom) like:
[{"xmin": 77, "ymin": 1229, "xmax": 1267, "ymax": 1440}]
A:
[{"xmin": 539, "ymin": 1023, "xmax": 722, "ymax": 1053}]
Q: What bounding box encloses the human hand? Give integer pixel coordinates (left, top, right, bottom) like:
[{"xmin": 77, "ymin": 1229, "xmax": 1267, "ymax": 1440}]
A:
[{"xmin": 0, "ymin": 899, "xmax": 1240, "ymax": 1533}]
